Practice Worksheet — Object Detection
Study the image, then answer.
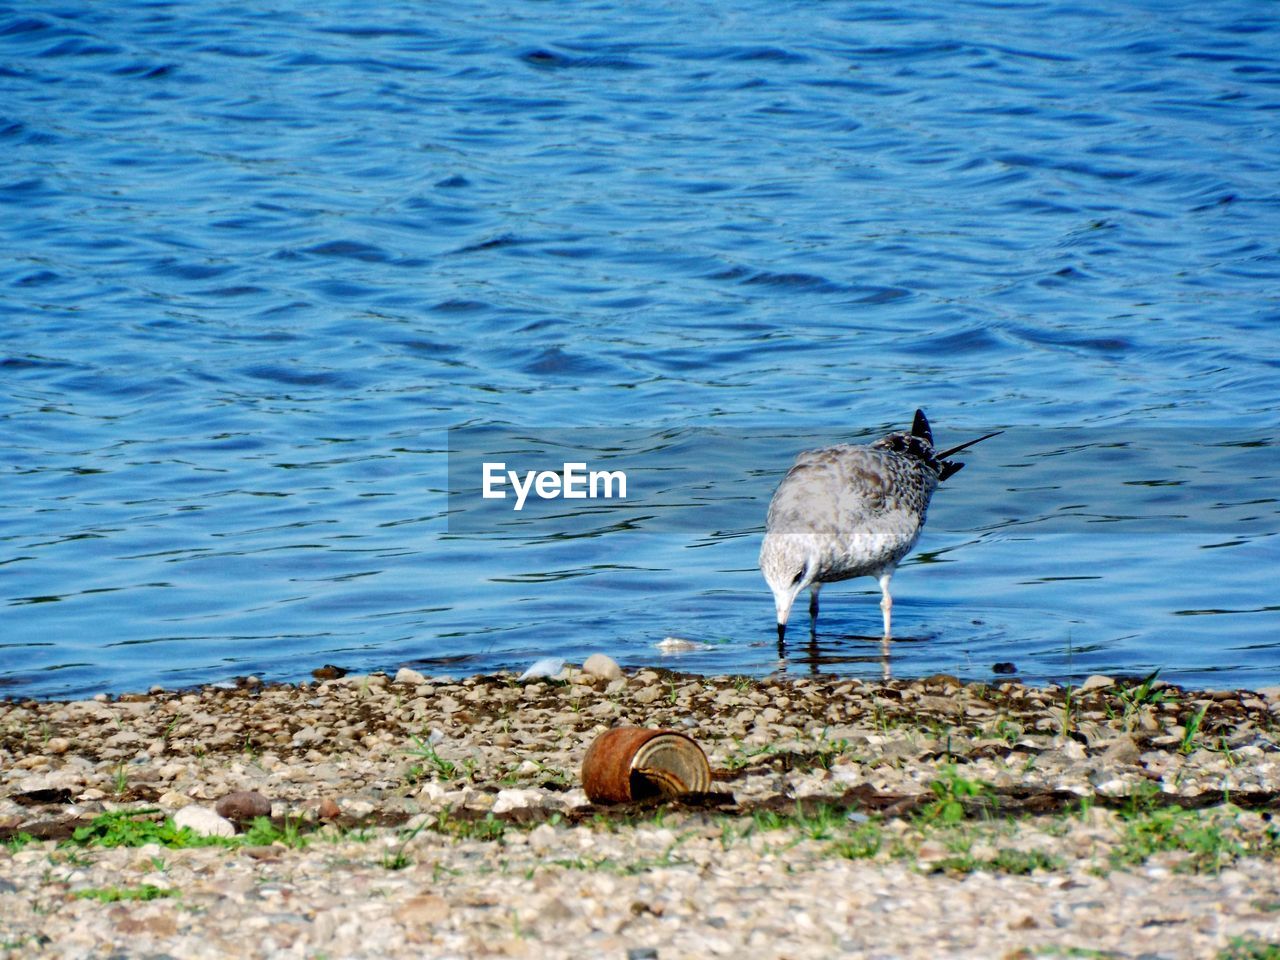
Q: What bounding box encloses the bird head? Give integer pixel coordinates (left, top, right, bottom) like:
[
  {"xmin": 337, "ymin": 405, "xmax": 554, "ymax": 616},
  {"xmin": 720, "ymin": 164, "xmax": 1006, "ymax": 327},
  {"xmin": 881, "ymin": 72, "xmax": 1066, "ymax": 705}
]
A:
[{"xmin": 759, "ymin": 537, "xmax": 813, "ymax": 640}]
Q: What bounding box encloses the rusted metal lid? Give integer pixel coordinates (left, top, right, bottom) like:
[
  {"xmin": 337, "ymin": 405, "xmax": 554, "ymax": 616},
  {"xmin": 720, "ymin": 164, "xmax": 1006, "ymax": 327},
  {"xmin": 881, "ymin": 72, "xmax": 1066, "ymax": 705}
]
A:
[{"xmin": 581, "ymin": 727, "xmax": 711, "ymax": 804}]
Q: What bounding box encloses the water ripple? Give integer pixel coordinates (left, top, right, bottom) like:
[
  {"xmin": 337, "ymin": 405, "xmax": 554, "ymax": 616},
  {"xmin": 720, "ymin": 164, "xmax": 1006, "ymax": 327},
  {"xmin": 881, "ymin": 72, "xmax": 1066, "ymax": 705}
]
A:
[{"xmin": 1, "ymin": 0, "xmax": 1278, "ymax": 696}]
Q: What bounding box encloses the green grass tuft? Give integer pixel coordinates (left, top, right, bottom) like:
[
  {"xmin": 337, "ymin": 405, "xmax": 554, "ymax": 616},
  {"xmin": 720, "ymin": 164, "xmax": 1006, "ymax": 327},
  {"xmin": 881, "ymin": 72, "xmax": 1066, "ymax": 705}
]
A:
[
  {"xmin": 1219, "ymin": 940, "xmax": 1280, "ymax": 960},
  {"xmin": 64, "ymin": 810, "xmax": 226, "ymax": 850},
  {"xmin": 3, "ymin": 832, "xmax": 35, "ymax": 853},
  {"xmin": 73, "ymin": 884, "xmax": 177, "ymax": 903},
  {"xmin": 919, "ymin": 765, "xmax": 992, "ymax": 824}
]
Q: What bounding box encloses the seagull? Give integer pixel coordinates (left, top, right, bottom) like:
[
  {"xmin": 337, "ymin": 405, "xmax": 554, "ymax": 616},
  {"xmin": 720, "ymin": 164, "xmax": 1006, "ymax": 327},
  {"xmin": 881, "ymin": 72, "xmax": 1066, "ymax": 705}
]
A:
[{"xmin": 759, "ymin": 410, "xmax": 1000, "ymax": 642}]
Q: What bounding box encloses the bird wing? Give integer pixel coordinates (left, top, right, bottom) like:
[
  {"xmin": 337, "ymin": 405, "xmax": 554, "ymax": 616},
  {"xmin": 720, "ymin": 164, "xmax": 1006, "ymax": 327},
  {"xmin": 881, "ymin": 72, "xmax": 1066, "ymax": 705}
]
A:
[{"xmin": 766, "ymin": 445, "xmax": 893, "ymax": 535}]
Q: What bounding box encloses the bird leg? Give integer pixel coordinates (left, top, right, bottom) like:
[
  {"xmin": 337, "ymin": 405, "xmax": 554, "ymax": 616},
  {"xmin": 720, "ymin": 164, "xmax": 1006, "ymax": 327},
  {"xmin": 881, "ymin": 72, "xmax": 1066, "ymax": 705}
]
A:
[
  {"xmin": 808, "ymin": 583, "xmax": 821, "ymax": 624},
  {"xmin": 878, "ymin": 572, "xmax": 893, "ymax": 638}
]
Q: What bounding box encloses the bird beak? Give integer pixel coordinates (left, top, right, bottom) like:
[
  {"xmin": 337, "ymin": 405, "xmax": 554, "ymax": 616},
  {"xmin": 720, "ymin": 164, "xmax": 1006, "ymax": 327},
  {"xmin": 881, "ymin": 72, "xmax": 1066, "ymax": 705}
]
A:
[{"xmin": 935, "ymin": 430, "xmax": 1003, "ymax": 460}]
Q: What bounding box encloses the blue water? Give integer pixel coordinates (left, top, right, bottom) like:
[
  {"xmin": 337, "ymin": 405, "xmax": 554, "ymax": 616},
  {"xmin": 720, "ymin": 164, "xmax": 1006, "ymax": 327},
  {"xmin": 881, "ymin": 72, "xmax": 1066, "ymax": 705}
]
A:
[{"xmin": 3, "ymin": 1, "xmax": 1279, "ymax": 699}]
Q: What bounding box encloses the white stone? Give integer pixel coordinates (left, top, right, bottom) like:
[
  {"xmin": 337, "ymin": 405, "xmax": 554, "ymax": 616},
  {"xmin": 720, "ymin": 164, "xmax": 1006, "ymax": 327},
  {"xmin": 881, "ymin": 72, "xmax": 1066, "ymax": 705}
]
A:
[
  {"xmin": 493, "ymin": 788, "xmax": 541, "ymax": 814},
  {"xmin": 519, "ymin": 657, "xmax": 565, "ymax": 681},
  {"xmin": 291, "ymin": 726, "xmax": 325, "ymax": 747},
  {"xmin": 418, "ymin": 782, "xmax": 447, "ymax": 802},
  {"xmin": 830, "ymin": 765, "xmax": 862, "ymax": 787},
  {"xmin": 1053, "ymin": 738, "xmax": 1088, "ymax": 761},
  {"xmin": 582, "ymin": 653, "xmax": 623, "ymax": 681},
  {"xmin": 173, "ymin": 804, "xmax": 235, "ymax": 838},
  {"xmin": 1091, "ymin": 775, "xmax": 1132, "ymax": 796},
  {"xmin": 394, "ymin": 667, "xmax": 426, "ymax": 686}
]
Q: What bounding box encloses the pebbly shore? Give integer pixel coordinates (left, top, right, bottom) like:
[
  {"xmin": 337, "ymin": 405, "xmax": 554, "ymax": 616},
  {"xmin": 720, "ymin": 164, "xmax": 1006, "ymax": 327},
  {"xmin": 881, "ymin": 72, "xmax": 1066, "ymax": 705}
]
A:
[{"xmin": 3, "ymin": 664, "xmax": 1280, "ymax": 959}]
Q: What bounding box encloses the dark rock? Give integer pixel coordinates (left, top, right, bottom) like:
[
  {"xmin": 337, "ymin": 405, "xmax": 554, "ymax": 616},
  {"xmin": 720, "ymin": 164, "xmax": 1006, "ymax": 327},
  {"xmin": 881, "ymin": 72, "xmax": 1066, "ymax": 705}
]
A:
[
  {"xmin": 11, "ymin": 788, "xmax": 74, "ymax": 807},
  {"xmin": 215, "ymin": 790, "xmax": 271, "ymax": 821}
]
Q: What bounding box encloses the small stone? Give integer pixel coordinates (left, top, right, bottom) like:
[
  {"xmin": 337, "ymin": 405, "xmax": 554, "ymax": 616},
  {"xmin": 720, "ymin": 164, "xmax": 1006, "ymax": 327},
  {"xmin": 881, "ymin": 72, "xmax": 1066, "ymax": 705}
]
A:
[
  {"xmin": 493, "ymin": 788, "xmax": 541, "ymax": 814},
  {"xmin": 528, "ymin": 823, "xmax": 558, "ymax": 853},
  {"xmin": 395, "ymin": 667, "xmax": 427, "ymax": 685},
  {"xmin": 312, "ymin": 664, "xmax": 347, "ymax": 680},
  {"xmin": 1079, "ymin": 675, "xmax": 1115, "ymax": 693},
  {"xmin": 1046, "ymin": 739, "xmax": 1087, "ymax": 762},
  {"xmin": 345, "ymin": 673, "xmax": 388, "ymax": 688},
  {"xmin": 924, "ymin": 674, "xmax": 962, "ymax": 689},
  {"xmin": 916, "ymin": 839, "xmax": 949, "ymax": 863},
  {"xmin": 1092, "ymin": 775, "xmax": 1132, "ymax": 796},
  {"xmin": 1100, "ymin": 736, "xmax": 1141, "ymax": 765},
  {"xmin": 215, "ymin": 790, "xmax": 272, "ymax": 821},
  {"xmin": 418, "ymin": 782, "xmax": 447, "ymax": 802},
  {"xmin": 582, "ymin": 653, "xmax": 623, "ymax": 682},
  {"xmin": 115, "ymin": 913, "xmax": 178, "ymax": 937},
  {"xmin": 917, "ymin": 695, "xmax": 962, "ymax": 716},
  {"xmin": 157, "ymin": 790, "xmax": 192, "ymax": 810},
  {"xmin": 174, "ymin": 804, "xmax": 235, "ymax": 838},
  {"xmin": 45, "ymin": 737, "xmax": 71, "ymax": 755},
  {"xmin": 292, "ymin": 726, "xmax": 325, "ymax": 747},
  {"xmin": 539, "ymin": 898, "xmax": 576, "ymax": 923},
  {"xmin": 395, "ymin": 894, "xmax": 450, "ymax": 925}
]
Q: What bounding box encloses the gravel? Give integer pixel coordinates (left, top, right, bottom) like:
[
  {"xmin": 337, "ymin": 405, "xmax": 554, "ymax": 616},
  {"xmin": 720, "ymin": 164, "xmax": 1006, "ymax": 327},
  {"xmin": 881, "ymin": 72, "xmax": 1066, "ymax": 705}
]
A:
[{"xmin": 3, "ymin": 667, "xmax": 1280, "ymax": 958}]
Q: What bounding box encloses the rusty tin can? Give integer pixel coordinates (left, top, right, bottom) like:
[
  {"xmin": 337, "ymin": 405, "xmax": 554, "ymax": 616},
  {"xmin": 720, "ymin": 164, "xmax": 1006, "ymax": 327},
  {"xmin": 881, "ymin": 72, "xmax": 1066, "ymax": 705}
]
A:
[{"xmin": 581, "ymin": 727, "xmax": 712, "ymax": 804}]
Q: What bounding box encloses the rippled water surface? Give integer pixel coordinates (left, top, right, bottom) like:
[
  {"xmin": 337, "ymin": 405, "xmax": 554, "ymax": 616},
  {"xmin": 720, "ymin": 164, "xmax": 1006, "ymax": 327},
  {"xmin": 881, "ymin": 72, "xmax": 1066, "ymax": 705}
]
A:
[{"xmin": 3, "ymin": 1, "xmax": 1279, "ymax": 698}]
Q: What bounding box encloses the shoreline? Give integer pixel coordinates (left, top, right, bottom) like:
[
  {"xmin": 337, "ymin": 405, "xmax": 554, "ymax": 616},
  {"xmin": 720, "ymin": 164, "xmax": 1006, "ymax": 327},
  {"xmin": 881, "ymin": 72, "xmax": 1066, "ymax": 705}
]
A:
[
  {"xmin": 4, "ymin": 667, "xmax": 1280, "ymax": 958},
  {"xmin": 10, "ymin": 653, "xmax": 1279, "ymax": 710}
]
